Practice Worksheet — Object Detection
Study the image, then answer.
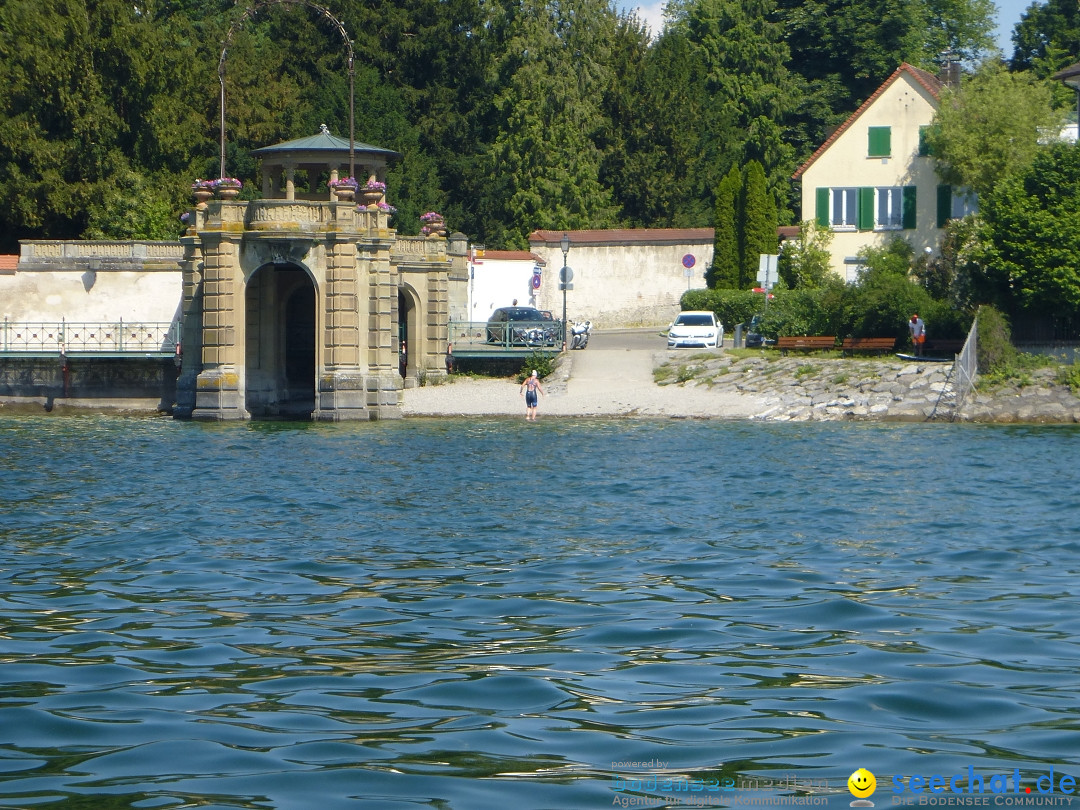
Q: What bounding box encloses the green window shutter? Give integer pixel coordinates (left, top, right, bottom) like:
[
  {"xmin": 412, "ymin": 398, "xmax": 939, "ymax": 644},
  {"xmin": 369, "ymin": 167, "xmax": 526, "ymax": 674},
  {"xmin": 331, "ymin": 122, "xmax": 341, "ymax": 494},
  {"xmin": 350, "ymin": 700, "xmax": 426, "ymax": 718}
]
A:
[
  {"xmin": 902, "ymin": 186, "xmax": 917, "ymax": 229},
  {"xmin": 868, "ymin": 126, "xmax": 891, "ymax": 157},
  {"xmin": 918, "ymin": 126, "xmax": 934, "ymax": 157},
  {"xmin": 815, "ymin": 188, "xmax": 830, "ymax": 227},
  {"xmin": 936, "ymin": 185, "xmax": 952, "ymax": 227},
  {"xmin": 857, "ymin": 187, "xmax": 874, "ymax": 230}
]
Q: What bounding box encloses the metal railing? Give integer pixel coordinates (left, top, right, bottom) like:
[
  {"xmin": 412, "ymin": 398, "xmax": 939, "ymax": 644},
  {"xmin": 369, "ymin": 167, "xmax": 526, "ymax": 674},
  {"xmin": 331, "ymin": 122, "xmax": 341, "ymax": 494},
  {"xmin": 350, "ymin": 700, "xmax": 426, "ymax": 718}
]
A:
[
  {"xmin": 0, "ymin": 319, "xmax": 181, "ymax": 356},
  {"xmin": 952, "ymin": 314, "xmax": 978, "ymax": 416},
  {"xmin": 448, "ymin": 319, "xmax": 565, "ymax": 350}
]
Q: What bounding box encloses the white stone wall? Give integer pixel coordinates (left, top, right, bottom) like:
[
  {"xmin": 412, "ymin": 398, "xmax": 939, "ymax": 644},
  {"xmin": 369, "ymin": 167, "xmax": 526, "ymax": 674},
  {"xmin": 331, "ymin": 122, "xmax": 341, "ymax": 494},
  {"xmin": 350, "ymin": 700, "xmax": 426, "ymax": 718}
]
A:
[
  {"xmin": 1, "ymin": 269, "xmax": 182, "ymax": 323},
  {"xmin": 3, "ymin": 242, "xmax": 183, "ymax": 324},
  {"xmin": 530, "ymin": 237, "xmax": 713, "ymax": 329}
]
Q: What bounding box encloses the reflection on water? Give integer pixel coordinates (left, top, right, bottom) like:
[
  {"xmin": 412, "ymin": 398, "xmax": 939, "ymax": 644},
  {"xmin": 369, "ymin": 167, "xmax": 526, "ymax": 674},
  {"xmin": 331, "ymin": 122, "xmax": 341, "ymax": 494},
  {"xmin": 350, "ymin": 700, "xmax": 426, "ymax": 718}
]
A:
[{"xmin": 2, "ymin": 416, "xmax": 1080, "ymax": 808}]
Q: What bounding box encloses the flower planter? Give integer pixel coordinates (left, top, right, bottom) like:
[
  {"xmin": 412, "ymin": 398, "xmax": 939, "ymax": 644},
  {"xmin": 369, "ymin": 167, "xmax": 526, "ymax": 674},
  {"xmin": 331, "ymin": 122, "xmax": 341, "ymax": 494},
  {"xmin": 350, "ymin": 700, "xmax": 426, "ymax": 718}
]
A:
[
  {"xmin": 191, "ymin": 189, "xmax": 213, "ymax": 209},
  {"xmin": 333, "ymin": 187, "xmax": 357, "ymax": 201},
  {"xmin": 358, "ymin": 189, "xmax": 384, "ymax": 209},
  {"xmin": 216, "ymin": 185, "xmax": 241, "ymax": 200}
]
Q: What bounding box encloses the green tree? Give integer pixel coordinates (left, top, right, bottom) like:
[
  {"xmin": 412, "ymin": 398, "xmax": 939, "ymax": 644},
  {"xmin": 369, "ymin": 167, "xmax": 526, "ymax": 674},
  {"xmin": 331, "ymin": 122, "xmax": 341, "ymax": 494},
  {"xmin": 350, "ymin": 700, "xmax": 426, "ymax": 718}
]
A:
[
  {"xmin": 479, "ymin": 0, "xmax": 617, "ymax": 247},
  {"xmin": 740, "ymin": 161, "xmax": 777, "ymax": 288},
  {"xmin": 923, "ymin": 0, "xmax": 998, "ymax": 63},
  {"xmin": 851, "ymin": 239, "xmax": 933, "ymax": 338},
  {"xmin": 0, "ymin": 0, "xmax": 133, "ymax": 245},
  {"xmin": 977, "ymin": 143, "xmax": 1080, "ymax": 324},
  {"xmin": 674, "ymin": 0, "xmax": 795, "ymax": 208},
  {"xmin": 776, "ymin": 0, "xmax": 928, "ymax": 121},
  {"xmin": 925, "ymin": 64, "xmax": 1066, "ymax": 198},
  {"xmin": 1010, "ymin": 0, "xmax": 1080, "ymax": 73},
  {"xmin": 778, "ymin": 221, "xmax": 833, "ymax": 289},
  {"xmin": 708, "ymin": 167, "xmax": 741, "ymax": 288}
]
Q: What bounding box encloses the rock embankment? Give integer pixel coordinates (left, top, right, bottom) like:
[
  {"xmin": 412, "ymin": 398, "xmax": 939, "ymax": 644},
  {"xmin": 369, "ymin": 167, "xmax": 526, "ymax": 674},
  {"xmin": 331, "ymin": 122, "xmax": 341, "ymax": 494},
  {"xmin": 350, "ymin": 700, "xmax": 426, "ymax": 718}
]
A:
[{"xmin": 657, "ymin": 352, "xmax": 1080, "ymax": 423}]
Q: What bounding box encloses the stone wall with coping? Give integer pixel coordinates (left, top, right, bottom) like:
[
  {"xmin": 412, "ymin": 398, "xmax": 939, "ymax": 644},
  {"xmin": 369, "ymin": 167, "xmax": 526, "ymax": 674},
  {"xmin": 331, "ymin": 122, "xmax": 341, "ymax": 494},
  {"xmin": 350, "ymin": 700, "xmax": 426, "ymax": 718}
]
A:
[
  {"xmin": 5, "ymin": 242, "xmax": 183, "ymax": 323},
  {"xmin": 529, "ymin": 230, "xmax": 715, "ymax": 329}
]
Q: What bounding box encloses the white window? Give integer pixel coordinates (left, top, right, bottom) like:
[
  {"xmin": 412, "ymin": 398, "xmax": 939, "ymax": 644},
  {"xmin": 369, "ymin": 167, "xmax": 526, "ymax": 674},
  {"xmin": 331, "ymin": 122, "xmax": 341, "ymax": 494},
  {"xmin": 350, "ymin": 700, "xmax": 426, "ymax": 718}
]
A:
[
  {"xmin": 875, "ymin": 187, "xmax": 903, "ymax": 229},
  {"xmin": 952, "ymin": 188, "xmax": 978, "ymax": 219},
  {"xmin": 831, "ymin": 188, "xmax": 858, "ymax": 228}
]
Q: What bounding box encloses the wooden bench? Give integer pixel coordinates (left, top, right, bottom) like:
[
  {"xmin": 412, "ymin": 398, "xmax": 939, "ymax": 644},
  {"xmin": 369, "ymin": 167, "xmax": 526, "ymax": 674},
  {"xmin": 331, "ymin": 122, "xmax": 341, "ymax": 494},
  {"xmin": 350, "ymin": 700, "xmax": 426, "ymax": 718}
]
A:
[
  {"xmin": 776, "ymin": 336, "xmax": 837, "ymax": 355},
  {"xmin": 841, "ymin": 336, "xmax": 896, "ymax": 356}
]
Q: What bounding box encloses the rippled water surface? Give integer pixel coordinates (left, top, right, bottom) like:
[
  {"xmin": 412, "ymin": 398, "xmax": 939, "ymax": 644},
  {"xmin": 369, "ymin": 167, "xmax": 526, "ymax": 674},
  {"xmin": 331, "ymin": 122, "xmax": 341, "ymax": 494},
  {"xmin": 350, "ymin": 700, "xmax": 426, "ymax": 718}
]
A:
[{"xmin": 2, "ymin": 416, "xmax": 1080, "ymax": 809}]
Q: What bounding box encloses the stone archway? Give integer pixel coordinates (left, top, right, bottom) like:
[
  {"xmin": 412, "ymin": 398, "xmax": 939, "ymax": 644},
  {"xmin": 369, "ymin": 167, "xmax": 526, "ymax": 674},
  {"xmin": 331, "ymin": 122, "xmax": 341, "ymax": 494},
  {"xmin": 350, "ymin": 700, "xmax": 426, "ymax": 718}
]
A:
[
  {"xmin": 398, "ymin": 284, "xmax": 423, "ymax": 387},
  {"xmin": 245, "ymin": 263, "xmax": 317, "ymax": 417}
]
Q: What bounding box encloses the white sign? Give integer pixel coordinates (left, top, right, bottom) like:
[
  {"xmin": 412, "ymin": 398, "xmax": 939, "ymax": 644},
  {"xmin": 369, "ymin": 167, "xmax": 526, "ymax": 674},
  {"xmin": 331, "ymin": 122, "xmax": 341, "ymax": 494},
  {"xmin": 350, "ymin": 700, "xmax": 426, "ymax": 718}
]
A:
[{"xmin": 757, "ymin": 254, "xmax": 778, "ymax": 289}]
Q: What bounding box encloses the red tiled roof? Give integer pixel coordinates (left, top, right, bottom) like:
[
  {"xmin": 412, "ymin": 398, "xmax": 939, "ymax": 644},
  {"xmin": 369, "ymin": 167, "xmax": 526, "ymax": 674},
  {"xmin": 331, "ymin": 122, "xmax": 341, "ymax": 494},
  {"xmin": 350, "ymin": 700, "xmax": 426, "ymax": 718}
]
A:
[
  {"xmin": 1052, "ymin": 61, "xmax": 1080, "ymax": 82},
  {"xmin": 529, "ymin": 228, "xmax": 715, "ymax": 246},
  {"xmin": 792, "ymin": 63, "xmax": 944, "ymax": 181},
  {"xmin": 0, "ymin": 255, "xmax": 17, "ymax": 271},
  {"xmin": 474, "ymin": 250, "xmax": 546, "ymax": 265}
]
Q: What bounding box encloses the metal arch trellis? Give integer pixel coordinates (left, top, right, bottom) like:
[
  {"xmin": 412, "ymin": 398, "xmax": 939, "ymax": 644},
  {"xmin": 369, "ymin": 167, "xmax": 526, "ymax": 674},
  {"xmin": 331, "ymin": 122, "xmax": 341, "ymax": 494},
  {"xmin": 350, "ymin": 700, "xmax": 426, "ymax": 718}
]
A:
[{"xmin": 218, "ymin": 0, "xmax": 356, "ymax": 181}]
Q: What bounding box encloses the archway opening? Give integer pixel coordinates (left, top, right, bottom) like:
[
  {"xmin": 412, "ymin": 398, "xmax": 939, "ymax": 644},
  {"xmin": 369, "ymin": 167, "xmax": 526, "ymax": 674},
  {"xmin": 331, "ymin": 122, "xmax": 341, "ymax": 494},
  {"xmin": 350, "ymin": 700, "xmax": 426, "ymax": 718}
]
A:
[
  {"xmin": 398, "ymin": 290, "xmax": 410, "ymax": 380},
  {"xmin": 246, "ymin": 264, "xmax": 316, "ymax": 418}
]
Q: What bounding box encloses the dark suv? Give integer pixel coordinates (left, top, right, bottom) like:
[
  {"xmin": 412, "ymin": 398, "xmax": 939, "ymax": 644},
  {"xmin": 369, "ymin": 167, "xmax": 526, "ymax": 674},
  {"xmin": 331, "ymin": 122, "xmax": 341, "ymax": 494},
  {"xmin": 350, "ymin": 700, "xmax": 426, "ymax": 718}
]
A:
[{"xmin": 486, "ymin": 307, "xmax": 558, "ymax": 346}]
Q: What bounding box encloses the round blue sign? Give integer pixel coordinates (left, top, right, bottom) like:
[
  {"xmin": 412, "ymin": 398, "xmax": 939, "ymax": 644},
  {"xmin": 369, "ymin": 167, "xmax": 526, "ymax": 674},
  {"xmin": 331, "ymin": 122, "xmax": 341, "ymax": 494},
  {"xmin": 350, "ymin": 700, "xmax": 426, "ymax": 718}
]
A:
[{"xmin": 682, "ymin": 254, "xmax": 696, "ymax": 269}]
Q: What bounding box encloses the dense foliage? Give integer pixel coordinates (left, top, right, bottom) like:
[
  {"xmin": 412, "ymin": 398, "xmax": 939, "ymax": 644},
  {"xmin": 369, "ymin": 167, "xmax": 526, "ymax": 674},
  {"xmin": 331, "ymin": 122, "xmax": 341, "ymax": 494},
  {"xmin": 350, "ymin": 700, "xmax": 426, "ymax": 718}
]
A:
[{"xmin": 0, "ymin": 0, "xmax": 1004, "ymax": 252}]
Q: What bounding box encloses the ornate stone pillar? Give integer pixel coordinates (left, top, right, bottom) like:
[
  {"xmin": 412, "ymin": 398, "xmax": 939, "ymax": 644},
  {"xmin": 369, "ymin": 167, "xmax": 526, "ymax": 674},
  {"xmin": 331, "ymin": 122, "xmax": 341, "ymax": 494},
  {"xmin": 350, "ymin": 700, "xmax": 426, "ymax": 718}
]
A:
[
  {"xmin": 423, "ymin": 267, "xmax": 450, "ymax": 384},
  {"xmin": 191, "ymin": 229, "xmax": 245, "ymax": 420},
  {"xmin": 364, "ymin": 232, "xmax": 403, "ymax": 417},
  {"xmin": 174, "ymin": 234, "xmax": 205, "ymax": 418},
  {"xmin": 316, "ymin": 235, "xmax": 367, "ymax": 419}
]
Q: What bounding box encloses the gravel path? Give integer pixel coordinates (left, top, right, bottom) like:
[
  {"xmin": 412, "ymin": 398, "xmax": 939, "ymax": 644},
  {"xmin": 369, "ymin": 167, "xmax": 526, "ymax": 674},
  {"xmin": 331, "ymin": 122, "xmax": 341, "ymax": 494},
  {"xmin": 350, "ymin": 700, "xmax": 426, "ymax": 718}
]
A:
[{"xmin": 401, "ymin": 342, "xmax": 767, "ymax": 419}]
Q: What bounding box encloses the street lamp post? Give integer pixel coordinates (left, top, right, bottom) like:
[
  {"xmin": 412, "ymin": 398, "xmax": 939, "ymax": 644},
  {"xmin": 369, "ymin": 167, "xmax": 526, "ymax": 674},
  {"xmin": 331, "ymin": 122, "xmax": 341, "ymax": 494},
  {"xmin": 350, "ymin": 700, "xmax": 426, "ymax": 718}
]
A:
[{"xmin": 559, "ymin": 233, "xmax": 571, "ymax": 350}]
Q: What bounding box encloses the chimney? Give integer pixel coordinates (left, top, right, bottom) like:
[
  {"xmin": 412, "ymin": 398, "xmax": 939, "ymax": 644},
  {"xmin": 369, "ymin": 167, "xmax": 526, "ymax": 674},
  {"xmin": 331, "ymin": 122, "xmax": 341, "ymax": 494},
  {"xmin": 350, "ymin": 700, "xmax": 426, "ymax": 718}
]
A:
[{"xmin": 938, "ymin": 50, "xmax": 961, "ymax": 88}]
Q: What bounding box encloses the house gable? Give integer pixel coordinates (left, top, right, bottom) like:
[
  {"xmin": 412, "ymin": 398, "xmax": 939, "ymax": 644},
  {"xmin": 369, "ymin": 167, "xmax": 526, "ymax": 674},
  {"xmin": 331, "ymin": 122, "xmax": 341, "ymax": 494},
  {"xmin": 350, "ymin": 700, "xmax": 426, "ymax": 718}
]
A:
[{"xmin": 793, "ymin": 64, "xmax": 947, "ymax": 279}]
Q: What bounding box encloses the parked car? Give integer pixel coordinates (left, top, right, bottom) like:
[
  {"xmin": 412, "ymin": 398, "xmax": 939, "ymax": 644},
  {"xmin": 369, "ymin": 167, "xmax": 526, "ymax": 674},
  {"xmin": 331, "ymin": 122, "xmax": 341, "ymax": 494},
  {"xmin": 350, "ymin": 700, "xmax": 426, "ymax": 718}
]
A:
[
  {"xmin": 667, "ymin": 311, "xmax": 723, "ymax": 349},
  {"xmin": 486, "ymin": 306, "xmax": 558, "ymax": 346},
  {"xmin": 745, "ymin": 314, "xmax": 774, "ymax": 348}
]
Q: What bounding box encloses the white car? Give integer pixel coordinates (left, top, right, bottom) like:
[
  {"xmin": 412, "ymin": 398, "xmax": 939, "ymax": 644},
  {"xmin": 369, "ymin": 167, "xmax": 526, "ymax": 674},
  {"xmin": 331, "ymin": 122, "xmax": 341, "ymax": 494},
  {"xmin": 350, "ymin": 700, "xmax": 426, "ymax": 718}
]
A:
[{"xmin": 667, "ymin": 311, "xmax": 723, "ymax": 348}]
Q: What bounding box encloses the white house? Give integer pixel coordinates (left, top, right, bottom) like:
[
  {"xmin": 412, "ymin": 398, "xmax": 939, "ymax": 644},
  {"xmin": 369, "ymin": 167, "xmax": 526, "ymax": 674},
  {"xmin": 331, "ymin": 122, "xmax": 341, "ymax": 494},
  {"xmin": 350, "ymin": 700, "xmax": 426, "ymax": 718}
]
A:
[{"xmin": 792, "ymin": 63, "xmax": 975, "ymax": 281}]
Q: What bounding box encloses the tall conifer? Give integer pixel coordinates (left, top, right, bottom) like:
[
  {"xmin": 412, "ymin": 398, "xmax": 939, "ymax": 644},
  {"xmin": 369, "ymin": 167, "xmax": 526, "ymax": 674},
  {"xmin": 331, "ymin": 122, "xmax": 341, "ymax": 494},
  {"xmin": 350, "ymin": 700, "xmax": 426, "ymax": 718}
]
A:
[
  {"xmin": 740, "ymin": 161, "xmax": 776, "ymax": 289},
  {"xmin": 708, "ymin": 167, "xmax": 741, "ymax": 288}
]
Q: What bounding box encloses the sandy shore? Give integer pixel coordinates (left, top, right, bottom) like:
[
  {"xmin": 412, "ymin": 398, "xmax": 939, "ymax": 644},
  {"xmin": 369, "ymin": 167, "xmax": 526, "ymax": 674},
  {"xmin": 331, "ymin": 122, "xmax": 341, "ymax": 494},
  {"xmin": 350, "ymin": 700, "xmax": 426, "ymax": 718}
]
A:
[{"xmin": 402, "ymin": 344, "xmax": 768, "ymax": 419}]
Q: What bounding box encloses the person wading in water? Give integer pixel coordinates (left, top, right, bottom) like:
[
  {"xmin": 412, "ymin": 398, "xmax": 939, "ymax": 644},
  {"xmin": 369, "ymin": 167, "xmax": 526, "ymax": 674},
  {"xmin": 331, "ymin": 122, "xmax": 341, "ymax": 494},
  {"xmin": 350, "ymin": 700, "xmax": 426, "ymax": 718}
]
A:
[{"xmin": 519, "ymin": 370, "xmax": 545, "ymax": 421}]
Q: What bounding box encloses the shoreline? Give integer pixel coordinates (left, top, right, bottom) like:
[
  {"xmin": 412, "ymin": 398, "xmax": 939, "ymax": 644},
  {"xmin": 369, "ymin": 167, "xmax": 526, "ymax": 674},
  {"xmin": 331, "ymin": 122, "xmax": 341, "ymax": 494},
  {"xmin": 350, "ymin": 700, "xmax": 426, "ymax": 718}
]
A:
[
  {"xmin": 3, "ymin": 350, "xmax": 1079, "ymax": 423},
  {"xmin": 402, "ymin": 350, "xmax": 1080, "ymax": 423}
]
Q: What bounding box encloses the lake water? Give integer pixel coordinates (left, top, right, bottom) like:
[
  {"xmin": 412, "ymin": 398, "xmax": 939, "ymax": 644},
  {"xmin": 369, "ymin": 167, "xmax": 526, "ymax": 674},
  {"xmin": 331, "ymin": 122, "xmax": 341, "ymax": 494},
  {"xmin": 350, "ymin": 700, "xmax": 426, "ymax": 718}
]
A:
[{"xmin": 2, "ymin": 416, "xmax": 1079, "ymax": 809}]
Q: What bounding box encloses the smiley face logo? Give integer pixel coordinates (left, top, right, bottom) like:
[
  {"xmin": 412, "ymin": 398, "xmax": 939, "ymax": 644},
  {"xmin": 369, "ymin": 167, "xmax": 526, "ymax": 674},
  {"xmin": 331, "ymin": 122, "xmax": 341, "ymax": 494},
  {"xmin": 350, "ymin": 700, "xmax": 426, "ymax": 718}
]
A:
[{"xmin": 848, "ymin": 768, "xmax": 876, "ymax": 798}]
